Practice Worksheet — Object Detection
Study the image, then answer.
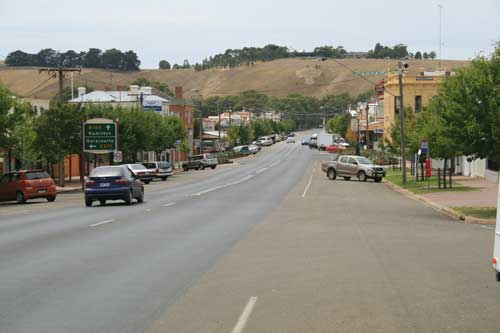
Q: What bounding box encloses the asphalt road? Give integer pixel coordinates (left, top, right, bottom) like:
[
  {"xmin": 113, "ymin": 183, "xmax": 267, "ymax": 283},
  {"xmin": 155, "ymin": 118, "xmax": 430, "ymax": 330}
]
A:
[
  {"xmin": 2, "ymin": 133, "xmax": 500, "ymax": 333},
  {"xmin": 0, "ymin": 137, "xmax": 311, "ymax": 333}
]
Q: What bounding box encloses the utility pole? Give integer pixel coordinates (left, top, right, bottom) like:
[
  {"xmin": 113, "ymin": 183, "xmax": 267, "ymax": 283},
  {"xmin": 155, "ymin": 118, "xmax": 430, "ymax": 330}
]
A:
[
  {"xmin": 218, "ymin": 105, "xmax": 221, "ymax": 152},
  {"xmin": 398, "ymin": 61, "xmax": 407, "ymax": 184},
  {"xmin": 356, "ymin": 108, "xmax": 360, "ymax": 156},
  {"xmin": 198, "ymin": 100, "xmax": 203, "ymax": 154},
  {"xmin": 365, "ymin": 104, "xmax": 369, "ymax": 149},
  {"xmin": 38, "ymin": 67, "xmax": 81, "ymax": 187},
  {"xmin": 39, "ymin": 67, "xmax": 81, "ymax": 103},
  {"xmin": 438, "ymin": 4, "xmax": 443, "ymax": 69}
]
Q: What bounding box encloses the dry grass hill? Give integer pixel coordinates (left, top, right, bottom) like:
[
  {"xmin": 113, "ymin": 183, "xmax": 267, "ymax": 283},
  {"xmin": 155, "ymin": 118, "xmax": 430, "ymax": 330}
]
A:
[{"xmin": 0, "ymin": 58, "xmax": 470, "ymax": 100}]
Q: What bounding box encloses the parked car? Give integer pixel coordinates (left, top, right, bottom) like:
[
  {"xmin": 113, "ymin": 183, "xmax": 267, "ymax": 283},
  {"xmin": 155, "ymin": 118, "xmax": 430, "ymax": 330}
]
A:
[
  {"xmin": 256, "ymin": 136, "xmax": 273, "ymax": 146},
  {"xmin": 302, "ymin": 138, "xmax": 310, "ymax": 146},
  {"xmin": 234, "ymin": 145, "xmax": 253, "ymax": 155},
  {"xmin": 142, "ymin": 161, "xmax": 173, "ymax": 181},
  {"xmin": 84, "ymin": 165, "xmax": 144, "ymax": 206},
  {"xmin": 287, "ymin": 136, "xmax": 296, "ymax": 143},
  {"xmin": 321, "ymin": 155, "xmax": 386, "ymax": 182},
  {"xmin": 248, "ymin": 144, "xmax": 260, "ymax": 153},
  {"xmin": 125, "ymin": 164, "xmax": 154, "ymax": 184},
  {"xmin": 326, "ymin": 143, "xmax": 345, "ymax": 154},
  {"xmin": 0, "ymin": 170, "xmax": 57, "ymax": 203},
  {"xmin": 182, "ymin": 154, "xmax": 218, "ymax": 171}
]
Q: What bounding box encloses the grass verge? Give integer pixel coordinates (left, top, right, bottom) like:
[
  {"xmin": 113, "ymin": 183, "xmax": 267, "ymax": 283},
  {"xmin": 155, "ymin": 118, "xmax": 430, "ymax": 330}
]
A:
[
  {"xmin": 385, "ymin": 169, "xmax": 477, "ymax": 194},
  {"xmin": 453, "ymin": 207, "xmax": 497, "ymax": 220}
]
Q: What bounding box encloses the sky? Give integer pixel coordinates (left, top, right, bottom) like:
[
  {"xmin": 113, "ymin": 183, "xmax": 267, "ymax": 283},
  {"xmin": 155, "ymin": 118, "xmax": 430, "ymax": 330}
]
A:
[{"xmin": 0, "ymin": 0, "xmax": 499, "ymax": 69}]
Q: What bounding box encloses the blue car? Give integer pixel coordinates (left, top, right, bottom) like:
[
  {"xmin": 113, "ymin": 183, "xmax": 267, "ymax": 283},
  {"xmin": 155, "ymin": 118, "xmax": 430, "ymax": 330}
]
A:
[{"xmin": 84, "ymin": 165, "xmax": 144, "ymax": 207}]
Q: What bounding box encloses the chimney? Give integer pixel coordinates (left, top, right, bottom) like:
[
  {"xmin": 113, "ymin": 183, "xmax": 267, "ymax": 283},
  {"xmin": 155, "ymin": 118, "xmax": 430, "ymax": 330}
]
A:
[
  {"xmin": 77, "ymin": 87, "xmax": 86, "ymax": 97},
  {"xmin": 175, "ymin": 86, "xmax": 183, "ymax": 99}
]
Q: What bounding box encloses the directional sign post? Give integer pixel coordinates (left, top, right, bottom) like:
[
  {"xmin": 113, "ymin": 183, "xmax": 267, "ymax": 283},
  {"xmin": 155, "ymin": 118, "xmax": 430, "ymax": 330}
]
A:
[{"xmin": 83, "ymin": 118, "xmax": 117, "ymax": 154}]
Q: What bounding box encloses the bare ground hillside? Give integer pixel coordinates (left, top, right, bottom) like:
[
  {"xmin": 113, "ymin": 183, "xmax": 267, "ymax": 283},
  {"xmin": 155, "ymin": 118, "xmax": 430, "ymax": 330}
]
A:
[{"xmin": 0, "ymin": 58, "xmax": 470, "ymax": 100}]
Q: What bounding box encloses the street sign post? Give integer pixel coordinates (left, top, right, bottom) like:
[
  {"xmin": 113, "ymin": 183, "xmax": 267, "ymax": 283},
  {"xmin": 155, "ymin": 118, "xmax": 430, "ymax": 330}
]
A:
[
  {"xmin": 113, "ymin": 150, "xmax": 123, "ymax": 163},
  {"xmin": 421, "ymin": 140, "xmax": 429, "ymax": 154},
  {"xmin": 83, "ymin": 118, "xmax": 117, "ymax": 154}
]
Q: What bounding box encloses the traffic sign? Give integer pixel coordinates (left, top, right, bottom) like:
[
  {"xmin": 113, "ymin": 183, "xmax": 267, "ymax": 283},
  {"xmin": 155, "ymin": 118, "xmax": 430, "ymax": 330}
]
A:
[
  {"xmin": 113, "ymin": 150, "xmax": 123, "ymax": 163},
  {"xmin": 83, "ymin": 118, "xmax": 117, "ymax": 153},
  {"xmin": 421, "ymin": 140, "xmax": 429, "ymax": 154}
]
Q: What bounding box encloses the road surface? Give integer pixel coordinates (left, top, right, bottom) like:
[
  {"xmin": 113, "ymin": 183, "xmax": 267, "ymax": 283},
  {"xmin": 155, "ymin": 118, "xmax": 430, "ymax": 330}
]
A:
[{"xmin": 1, "ymin": 133, "xmax": 499, "ymax": 333}]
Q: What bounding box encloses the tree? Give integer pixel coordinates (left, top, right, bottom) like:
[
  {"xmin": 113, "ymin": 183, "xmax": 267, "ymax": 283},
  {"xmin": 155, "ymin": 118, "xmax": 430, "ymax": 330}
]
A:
[
  {"xmin": 159, "ymin": 60, "xmax": 171, "ymax": 69},
  {"xmin": 84, "ymin": 48, "xmax": 102, "ymax": 68},
  {"xmin": 0, "ymin": 85, "xmax": 14, "ymax": 149},
  {"xmin": 429, "ymin": 51, "xmax": 437, "ymax": 60},
  {"xmin": 60, "ymin": 50, "xmax": 81, "ymax": 67},
  {"xmin": 321, "ymin": 93, "xmax": 353, "ymax": 114},
  {"xmin": 426, "ymin": 43, "xmax": 500, "ymax": 163},
  {"xmin": 326, "ymin": 114, "xmax": 351, "ymax": 137},
  {"xmin": 5, "ymin": 50, "xmax": 33, "ymax": 66},
  {"xmin": 415, "ymin": 51, "xmax": 422, "ymax": 59},
  {"xmin": 36, "ymin": 48, "xmax": 59, "ymax": 67},
  {"xmin": 101, "ymin": 48, "xmax": 124, "ymax": 69},
  {"xmin": 122, "ymin": 50, "xmax": 141, "ymax": 70},
  {"xmin": 423, "ymin": 52, "xmax": 429, "ymax": 59}
]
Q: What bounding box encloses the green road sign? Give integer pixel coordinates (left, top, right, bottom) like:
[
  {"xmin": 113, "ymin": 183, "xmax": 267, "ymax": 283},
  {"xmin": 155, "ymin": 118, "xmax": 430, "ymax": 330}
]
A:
[{"xmin": 83, "ymin": 120, "xmax": 117, "ymax": 153}]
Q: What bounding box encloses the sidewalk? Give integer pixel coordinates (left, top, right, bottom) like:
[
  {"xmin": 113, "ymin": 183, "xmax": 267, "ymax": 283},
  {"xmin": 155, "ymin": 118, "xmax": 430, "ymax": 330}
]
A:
[{"xmin": 385, "ymin": 175, "xmax": 498, "ymax": 224}]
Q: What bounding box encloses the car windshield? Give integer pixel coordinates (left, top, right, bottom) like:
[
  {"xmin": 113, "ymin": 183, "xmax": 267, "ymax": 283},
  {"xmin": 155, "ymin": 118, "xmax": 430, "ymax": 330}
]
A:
[
  {"xmin": 25, "ymin": 171, "xmax": 50, "ymax": 180},
  {"xmin": 142, "ymin": 163, "xmax": 156, "ymax": 169},
  {"xmin": 90, "ymin": 166, "xmax": 123, "ymax": 177},
  {"xmin": 357, "ymin": 157, "xmax": 374, "ymax": 165},
  {"xmin": 129, "ymin": 164, "xmax": 146, "ymax": 170}
]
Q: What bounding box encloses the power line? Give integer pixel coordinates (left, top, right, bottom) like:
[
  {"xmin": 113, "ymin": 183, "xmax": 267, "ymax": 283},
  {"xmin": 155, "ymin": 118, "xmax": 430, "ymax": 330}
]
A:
[{"xmin": 22, "ymin": 76, "xmax": 55, "ymax": 98}]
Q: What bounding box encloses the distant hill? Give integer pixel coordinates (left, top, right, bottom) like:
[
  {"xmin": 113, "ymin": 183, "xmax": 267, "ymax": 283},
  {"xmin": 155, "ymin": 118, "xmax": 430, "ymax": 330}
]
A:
[{"xmin": 0, "ymin": 58, "xmax": 470, "ymax": 100}]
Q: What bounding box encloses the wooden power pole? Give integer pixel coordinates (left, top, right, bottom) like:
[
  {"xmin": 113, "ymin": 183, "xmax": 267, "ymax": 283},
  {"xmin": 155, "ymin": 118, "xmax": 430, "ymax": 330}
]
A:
[{"xmin": 38, "ymin": 67, "xmax": 82, "ymax": 186}]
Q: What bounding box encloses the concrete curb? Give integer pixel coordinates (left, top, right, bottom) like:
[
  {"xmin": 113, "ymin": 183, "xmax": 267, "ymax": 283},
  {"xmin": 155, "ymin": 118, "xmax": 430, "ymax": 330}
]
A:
[
  {"xmin": 56, "ymin": 187, "xmax": 82, "ymax": 195},
  {"xmin": 383, "ymin": 179, "xmax": 495, "ymax": 225}
]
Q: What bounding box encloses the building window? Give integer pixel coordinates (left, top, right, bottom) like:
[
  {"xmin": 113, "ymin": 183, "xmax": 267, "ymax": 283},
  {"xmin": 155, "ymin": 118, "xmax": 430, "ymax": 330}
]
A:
[
  {"xmin": 394, "ymin": 96, "xmax": 401, "ymax": 114},
  {"xmin": 415, "ymin": 96, "xmax": 422, "ymax": 113}
]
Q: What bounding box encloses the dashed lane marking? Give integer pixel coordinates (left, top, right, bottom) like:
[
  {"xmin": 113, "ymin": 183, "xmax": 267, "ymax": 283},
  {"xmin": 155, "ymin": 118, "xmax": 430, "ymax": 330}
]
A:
[
  {"xmin": 162, "ymin": 202, "xmax": 176, "ymax": 207},
  {"xmin": 90, "ymin": 219, "xmax": 116, "ymax": 227},
  {"xmin": 231, "ymin": 296, "xmax": 258, "ymax": 333},
  {"xmin": 256, "ymin": 167, "xmax": 268, "ymax": 174},
  {"xmin": 302, "ymin": 165, "xmax": 315, "ymax": 198}
]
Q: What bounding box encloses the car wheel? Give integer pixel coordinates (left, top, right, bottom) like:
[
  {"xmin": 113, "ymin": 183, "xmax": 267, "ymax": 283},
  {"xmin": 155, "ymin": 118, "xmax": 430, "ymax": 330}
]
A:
[
  {"xmin": 358, "ymin": 171, "xmax": 367, "ymax": 182},
  {"xmin": 99, "ymin": 199, "xmax": 106, "ymax": 206},
  {"xmin": 16, "ymin": 191, "xmax": 26, "ymax": 204},
  {"xmin": 144, "ymin": 180, "xmax": 151, "ymax": 184},
  {"xmin": 183, "ymin": 165, "xmax": 188, "ymax": 171},
  {"xmin": 124, "ymin": 190, "xmax": 132, "ymax": 205},
  {"xmin": 200, "ymin": 164, "xmax": 205, "ymax": 170},
  {"xmin": 211, "ymin": 165, "xmax": 216, "ymax": 169},
  {"xmin": 327, "ymin": 168, "xmax": 336, "ymax": 180},
  {"xmin": 343, "ymin": 177, "xmax": 351, "ymax": 181},
  {"xmin": 374, "ymin": 177, "xmax": 382, "ymax": 183},
  {"xmin": 47, "ymin": 195, "xmax": 56, "ymax": 202},
  {"xmin": 195, "ymin": 167, "xmax": 199, "ymax": 170},
  {"xmin": 161, "ymin": 176, "xmax": 167, "ymax": 181},
  {"xmin": 496, "ymin": 272, "xmax": 500, "ymax": 282},
  {"xmin": 137, "ymin": 188, "xmax": 144, "ymax": 203},
  {"xmin": 85, "ymin": 198, "xmax": 92, "ymax": 207}
]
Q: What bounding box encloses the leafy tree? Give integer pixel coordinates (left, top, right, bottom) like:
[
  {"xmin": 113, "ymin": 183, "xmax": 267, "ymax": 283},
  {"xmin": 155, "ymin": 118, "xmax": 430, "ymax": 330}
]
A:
[
  {"xmin": 426, "ymin": 43, "xmax": 500, "ymax": 163},
  {"xmin": 101, "ymin": 48, "xmax": 124, "ymax": 69},
  {"xmin": 321, "ymin": 93, "xmax": 352, "ymax": 114},
  {"xmin": 0, "ymin": 85, "xmax": 14, "ymax": 149},
  {"xmin": 326, "ymin": 114, "xmax": 351, "ymax": 137},
  {"xmin": 355, "ymin": 90, "xmax": 374, "ymax": 103},
  {"xmin": 84, "ymin": 48, "xmax": 102, "ymax": 68},
  {"xmin": 122, "ymin": 50, "xmax": 141, "ymax": 70},
  {"xmin": 429, "ymin": 51, "xmax": 437, "ymax": 60},
  {"xmin": 5, "ymin": 50, "xmax": 33, "ymax": 66},
  {"xmin": 60, "ymin": 50, "xmax": 81, "ymax": 67},
  {"xmin": 159, "ymin": 60, "xmax": 171, "ymax": 69},
  {"xmin": 423, "ymin": 52, "xmax": 429, "ymax": 59},
  {"xmin": 415, "ymin": 51, "xmax": 422, "ymax": 59},
  {"xmin": 36, "ymin": 48, "xmax": 59, "ymax": 66}
]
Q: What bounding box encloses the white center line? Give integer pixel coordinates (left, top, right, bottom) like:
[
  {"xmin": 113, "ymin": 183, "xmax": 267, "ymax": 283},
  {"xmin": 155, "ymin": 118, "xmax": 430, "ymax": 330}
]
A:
[
  {"xmin": 270, "ymin": 160, "xmax": 281, "ymax": 167},
  {"xmin": 231, "ymin": 296, "xmax": 258, "ymax": 333},
  {"xmin": 256, "ymin": 167, "xmax": 268, "ymax": 174},
  {"xmin": 90, "ymin": 219, "xmax": 116, "ymax": 227},
  {"xmin": 162, "ymin": 202, "xmax": 177, "ymax": 207},
  {"xmin": 302, "ymin": 166, "xmax": 315, "ymax": 198}
]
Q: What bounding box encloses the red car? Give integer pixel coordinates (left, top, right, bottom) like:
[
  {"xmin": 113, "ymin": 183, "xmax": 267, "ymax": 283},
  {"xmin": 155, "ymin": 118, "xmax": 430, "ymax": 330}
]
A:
[
  {"xmin": 0, "ymin": 170, "xmax": 57, "ymax": 203},
  {"xmin": 326, "ymin": 144, "xmax": 346, "ymax": 153}
]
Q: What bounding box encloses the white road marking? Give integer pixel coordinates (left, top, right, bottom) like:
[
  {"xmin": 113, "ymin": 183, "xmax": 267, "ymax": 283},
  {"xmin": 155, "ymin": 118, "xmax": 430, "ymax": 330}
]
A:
[
  {"xmin": 90, "ymin": 219, "xmax": 115, "ymax": 227},
  {"xmin": 270, "ymin": 160, "xmax": 281, "ymax": 167},
  {"xmin": 302, "ymin": 166, "xmax": 315, "ymax": 198},
  {"xmin": 231, "ymin": 296, "xmax": 258, "ymax": 333},
  {"xmin": 162, "ymin": 202, "xmax": 176, "ymax": 207},
  {"xmin": 256, "ymin": 167, "xmax": 268, "ymax": 174},
  {"xmin": 191, "ymin": 175, "xmax": 254, "ymax": 196},
  {"xmin": 146, "ymin": 209, "xmax": 151, "ymax": 212},
  {"xmin": 284, "ymin": 144, "xmax": 298, "ymax": 157}
]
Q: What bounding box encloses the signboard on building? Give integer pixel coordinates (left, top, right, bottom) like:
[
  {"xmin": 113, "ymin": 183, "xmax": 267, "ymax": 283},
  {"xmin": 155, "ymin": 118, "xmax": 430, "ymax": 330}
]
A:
[
  {"xmin": 83, "ymin": 118, "xmax": 117, "ymax": 153},
  {"xmin": 143, "ymin": 99, "xmax": 163, "ymax": 113},
  {"xmin": 351, "ymin": 119, "xmax": 359, "ymax": 131}
]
